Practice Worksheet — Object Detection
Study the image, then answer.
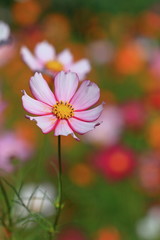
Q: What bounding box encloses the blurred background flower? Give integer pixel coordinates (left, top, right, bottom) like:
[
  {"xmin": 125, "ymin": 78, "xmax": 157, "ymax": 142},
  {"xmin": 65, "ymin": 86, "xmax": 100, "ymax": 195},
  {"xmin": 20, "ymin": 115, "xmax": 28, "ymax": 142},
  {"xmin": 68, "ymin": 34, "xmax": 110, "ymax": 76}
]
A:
[{"xmin": 1, "ymin": 0, "xmax": 160, "ymax": 239}]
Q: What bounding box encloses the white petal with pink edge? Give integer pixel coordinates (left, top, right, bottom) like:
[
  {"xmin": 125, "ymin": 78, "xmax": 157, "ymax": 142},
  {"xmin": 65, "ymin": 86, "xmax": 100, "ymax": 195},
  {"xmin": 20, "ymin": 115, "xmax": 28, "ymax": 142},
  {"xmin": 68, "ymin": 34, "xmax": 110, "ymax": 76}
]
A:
[
  {"xmin": 34, "ymin": 41, "xmax": 55, "ymax": 63},
  {"xmin": 22, "ymin": 90, "xmax": 52, "ymax": 115},
  {"xmin": 70, "ymin": 80, "xmax": 100, "ymax": 110},
  {"xmin": 21, "ymin": 47, "xmax": 42, "ymax": 71},
  {"xmin": 69, "ymin": 59, "xmax": 91, "ymax": 80},
  {"xmin": 30, "ymin": 72, "xmax": 56, "ymax": 106},
  {"xmin": 57, "ymin": 49, "xmax": 73, "ymax": 66},
  {"xmin": 74, "ymin": 103, "xmax": 104, "ymax": 122},
  {"xmin": 68, "ymin": 117, "xmax": 101, "ymax": 134},
  {"xmin": 26, "ymin": 114, "xmax": 57, "ymax": 134},
  {"xmin": 54, "ymin": 119, "xmax": 79, "ymax": 140},
  {"xmin": 54, "ymin": 71, "xmax": 79, "ymax": 102}
]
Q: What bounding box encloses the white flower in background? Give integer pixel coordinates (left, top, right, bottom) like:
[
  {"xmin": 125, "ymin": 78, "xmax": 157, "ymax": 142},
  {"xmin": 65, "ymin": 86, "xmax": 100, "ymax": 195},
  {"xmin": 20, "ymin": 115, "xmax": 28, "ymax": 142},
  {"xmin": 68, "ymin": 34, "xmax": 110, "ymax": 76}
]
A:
[
  {"xmin": 0, "ymin": 21, "xmax": 10, "ymax": 43},
  {"xmin": 136, "ymin": 206, "xmax": 160, "ymax": 239},
  {"xmin": 21, "ymin": 41, "xmax": 91, "ymax": 80},
  {"xmin": 14, "ymin": 183, "xmax": 56, "ymax": 227}
]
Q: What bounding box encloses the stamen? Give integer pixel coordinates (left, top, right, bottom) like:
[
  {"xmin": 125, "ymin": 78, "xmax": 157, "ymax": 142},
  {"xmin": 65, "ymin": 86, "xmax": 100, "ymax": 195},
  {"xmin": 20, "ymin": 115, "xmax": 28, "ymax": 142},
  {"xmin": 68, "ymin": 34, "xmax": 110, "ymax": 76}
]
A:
[
  {"xmin": 45, "ymin": 60, "xmax": 64, "ymax": 72},
  {"xmin": 52, "ymin": 101, "xmax": 74, "ymax": 119}
]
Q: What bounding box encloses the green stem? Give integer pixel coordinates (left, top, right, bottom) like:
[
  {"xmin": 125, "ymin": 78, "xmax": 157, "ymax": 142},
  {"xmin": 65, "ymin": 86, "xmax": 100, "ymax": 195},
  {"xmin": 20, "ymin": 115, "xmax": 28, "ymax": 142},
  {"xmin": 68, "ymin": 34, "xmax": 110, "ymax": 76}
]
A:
[
  {"xmin": 54, "ymin": 136, "xmax": 63, "ymax": 231},
  {"xmin": 0, "ymin": 179, "xmax": 12, "ymax": 236}
]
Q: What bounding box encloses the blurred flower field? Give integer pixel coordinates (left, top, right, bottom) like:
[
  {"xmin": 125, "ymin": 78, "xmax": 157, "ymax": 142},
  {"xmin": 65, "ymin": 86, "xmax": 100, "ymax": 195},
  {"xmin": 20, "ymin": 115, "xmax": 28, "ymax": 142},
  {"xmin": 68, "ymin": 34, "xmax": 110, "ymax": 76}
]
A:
[{"xmin": 1, "ymin": 0, "xmax": 160, "ymax": 239}]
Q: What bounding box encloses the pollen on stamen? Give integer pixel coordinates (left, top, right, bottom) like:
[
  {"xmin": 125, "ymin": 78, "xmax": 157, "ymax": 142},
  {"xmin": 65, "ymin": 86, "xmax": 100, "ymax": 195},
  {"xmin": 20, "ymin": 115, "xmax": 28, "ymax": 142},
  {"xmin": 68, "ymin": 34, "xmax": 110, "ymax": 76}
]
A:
[{"xmin": 52, "ymin": 101, "xmax": 74, "ymax": 119}]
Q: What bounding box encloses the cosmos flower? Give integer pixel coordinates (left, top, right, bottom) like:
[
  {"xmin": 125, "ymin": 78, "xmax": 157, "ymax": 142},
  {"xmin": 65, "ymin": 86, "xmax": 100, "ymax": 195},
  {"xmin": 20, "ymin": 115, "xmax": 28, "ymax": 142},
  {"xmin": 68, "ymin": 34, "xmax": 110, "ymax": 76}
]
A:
[
  {"xmin": 21, "ymin": 41, "xmax": 91, "ymax": 80},
  {"xmin": 22, "ymin": 71, "xmax": 103, "ymax": 140},
  {"xmin": 0, "ymin": 132, "xmax": 33, "ymax": 173}
]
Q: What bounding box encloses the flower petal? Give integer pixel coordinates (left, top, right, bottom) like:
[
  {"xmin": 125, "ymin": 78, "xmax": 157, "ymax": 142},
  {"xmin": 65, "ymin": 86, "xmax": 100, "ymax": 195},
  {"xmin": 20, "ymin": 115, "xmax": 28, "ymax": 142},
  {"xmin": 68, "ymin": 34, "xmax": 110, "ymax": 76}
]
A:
[
  {"xmin": 21, "ymin": 47, "xmax": 42, "ymax": 71},
  {"xmin": 30, "ymin": 72, "xmax": 56, "ymax": 106},
  {"xmin": 57, "ymin": 49, "xmax": 73, "ymax": 66},
  {"xmin": 54, "ymin": 119, "xmax": 79, "ymax": 140},
  {"xmin": 69, "ymin": 59, "xmax": 91, "ymax": 80},
  {"xmin": 68, "ymin": 117, "xmax": 101, "ymax": 134},
  {"xmin": 26, "ymin": 114, "xmax": 57, "ymax": 133},
  {"xmin": 34, "ymin": 41, "xmax": 55, "ymax": 63},
  {"xmin": 54, "ymin": 71, "xmax": 79, "ymax": 102},
  {"xmin": 22, "ymin": 90, "xmax": 52, "ymax": 115},
  {"xmin": 74, "ymin": 103, "xmax": 104, "ymax": 122},
  {"xmin": 70, "ymin": 80, "xmax": 100, "ymax": 110}
]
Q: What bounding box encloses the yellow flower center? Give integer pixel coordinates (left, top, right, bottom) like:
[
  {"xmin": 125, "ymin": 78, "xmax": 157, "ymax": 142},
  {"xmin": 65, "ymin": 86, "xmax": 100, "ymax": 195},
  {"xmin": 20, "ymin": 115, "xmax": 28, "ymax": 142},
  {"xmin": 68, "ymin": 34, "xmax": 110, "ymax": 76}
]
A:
[
  {"xmin": 45, "ymin": 60, "xmax": 64, "ymax": 72},
  {"xmin": 53, "ymin": 101, "xmax": 74, "ymax": 119}
]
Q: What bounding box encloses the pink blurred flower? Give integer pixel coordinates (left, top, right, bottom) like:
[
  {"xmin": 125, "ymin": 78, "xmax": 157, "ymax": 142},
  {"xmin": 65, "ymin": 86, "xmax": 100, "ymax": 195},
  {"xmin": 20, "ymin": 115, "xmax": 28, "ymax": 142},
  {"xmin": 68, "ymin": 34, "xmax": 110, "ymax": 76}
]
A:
[
  {"xmin": 149, "ymin": 50, "xmax": 160, "ymax": 78},
  {"xmin": 0, "ymin": 132, "xmax": 33, "ymax": 173},
  {"xmin": 0, "ymin": 93, "xmax": 6, "ymax": 113},
  {"xmin": 94, "ymin": 145, "xmax": 135, "ymax": 181},
  {"xmin": 22, "ymin": 71, "xmax": 103, "ymax": 140},
  {"xmin": 84, "ymin": 106, "xmax": 124, "ymax": 146},
  {"xmin": 0, "ymin": 21, "xmax": 15, "ymax": 67},
  {"xmin": 121, "ymin": 101, "xmax": 146, "ymax": 129},
  {"xmin": 0, "ymin": 93, "xmax": 7, "ymax": 127},
  {"xmin": 0, "ymin": 44, "xmax": 15, "ymax": 67},
  {"xmin": 21, "ymin": 41, "xmax": 91, "ymax": 80},
  {"xmin": 87, "ymin": 40, "xmax": 114, "ymax": 65},
  {"xmin": 138, "ymin": 152, "xmax": 160, "ymax": 195}
]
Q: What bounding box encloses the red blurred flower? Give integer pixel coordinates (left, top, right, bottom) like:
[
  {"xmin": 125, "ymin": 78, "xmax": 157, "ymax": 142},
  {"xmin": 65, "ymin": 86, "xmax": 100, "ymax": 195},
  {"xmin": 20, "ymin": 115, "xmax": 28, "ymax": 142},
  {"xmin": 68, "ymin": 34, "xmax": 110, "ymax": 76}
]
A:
[
  {"xmin": 145, "ymin": 90, "xmax": 160, "ymax": 110},
  {"xmin": 94, "ymin": 145, "xmax": 135, "ymax": 181},
  {"xmin": 12, "ymin": 0, "xmax": 41, "ymax": 26},
  {"xmin": 58, "ymin": 228, "xmax": 87, "ymax": 240},
  {"xmin": 114, "ymin": 42, "xmax": 145, "ymax": 75}
]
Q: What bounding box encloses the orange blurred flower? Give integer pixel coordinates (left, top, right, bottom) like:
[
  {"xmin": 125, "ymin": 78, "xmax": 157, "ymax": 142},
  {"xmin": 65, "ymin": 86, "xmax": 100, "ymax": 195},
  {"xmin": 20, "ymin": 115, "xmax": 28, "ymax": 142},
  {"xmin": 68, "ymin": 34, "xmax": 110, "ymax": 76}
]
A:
[
  {"xmin": 69, "ymin": 163, "xmax": 95, "ymax": 187},
  {"xmin": 147, "ymin": 117, "xmax": 160, "ymax": 149},
  {"xmin": 138, "ymin": 11, "xmax": 160, "ymax": 37},
  {"xmin": 42, "ymin": 14, "xmax": 71, "ymax": 45},
  {"xmin": 145, "ymin": 90, "xmax": 160, "ymax": 110},
  {"xmin": 96, "ymin": 227, "xmax": 121, "ymax": 240},
  {"xmin": 114, "ymin": 42, "xmax": 145, "ymax": 75},
  {"xmin": 12, "ymin": 0, "xmax": 41, "ymax": 26},
  {"xmin": 14, "ymin": 120, "xmax": 38, "ymax": 145}
]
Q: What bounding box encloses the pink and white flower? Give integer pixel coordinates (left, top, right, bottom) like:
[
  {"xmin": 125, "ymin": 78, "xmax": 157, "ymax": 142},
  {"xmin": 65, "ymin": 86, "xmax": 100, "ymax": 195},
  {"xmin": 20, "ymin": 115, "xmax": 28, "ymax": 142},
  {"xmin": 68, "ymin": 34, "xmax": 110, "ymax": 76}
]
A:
[
  {"xmin": 21, "ymin": 41, "xmax": 91, "ymax": 81},
  {"xmin": 22, "ymin": 71, "xmax": 103, "ymax": 140}
]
